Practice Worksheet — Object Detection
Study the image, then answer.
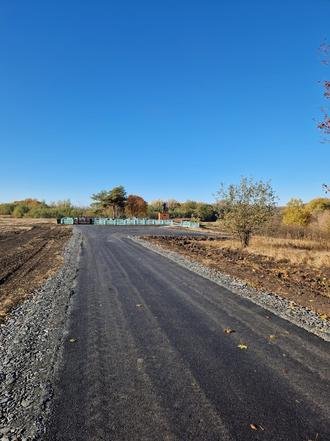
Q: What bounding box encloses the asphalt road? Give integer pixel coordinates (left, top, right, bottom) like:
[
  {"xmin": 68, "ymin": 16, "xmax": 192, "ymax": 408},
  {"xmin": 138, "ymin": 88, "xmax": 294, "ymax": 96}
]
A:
[{"xmin": 46, "ymin": 226, "xmax": 330, "ymax": 441}]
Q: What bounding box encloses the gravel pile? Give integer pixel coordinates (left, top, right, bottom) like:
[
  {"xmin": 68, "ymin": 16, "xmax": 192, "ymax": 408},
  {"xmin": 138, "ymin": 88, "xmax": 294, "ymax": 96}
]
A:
[
  {"xmin": 132, "ymin": 237, "xmax": 330, "ymax": 342},
  {"xmin": 0, "ymin": 229, "xmax": 82, "ymax": 441}
]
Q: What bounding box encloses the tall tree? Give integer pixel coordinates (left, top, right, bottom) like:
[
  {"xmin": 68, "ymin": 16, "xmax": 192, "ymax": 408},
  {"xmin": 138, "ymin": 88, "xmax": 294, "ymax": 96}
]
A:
[
  {"xmin": 167, "ymin": 199, "xmax": 181, "ymax": 218},
  {"xmin": 91, "ymin": 186, "xmax": 127, "ymax": 218},
  {"xmin": 147, "ymin": 200, "xmax": 164, "ymax": 219},
  {"xmin": 109, "ymin": 186, "xmax": 127, "ymax": 218},
  {"xmin": 91, "ymin": 190, "xmax": 113, "ymax": 214}
]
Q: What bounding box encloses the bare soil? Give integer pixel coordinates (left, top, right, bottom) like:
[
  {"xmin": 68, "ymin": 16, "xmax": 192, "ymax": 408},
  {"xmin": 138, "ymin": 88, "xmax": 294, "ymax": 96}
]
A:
[
  {"xmin": 145, "ymin": 235, "xmax": 330, "ymax": 317},
  {"xmin": 0, "ymin": 221, "xmax": 72, "ymax": 320}
]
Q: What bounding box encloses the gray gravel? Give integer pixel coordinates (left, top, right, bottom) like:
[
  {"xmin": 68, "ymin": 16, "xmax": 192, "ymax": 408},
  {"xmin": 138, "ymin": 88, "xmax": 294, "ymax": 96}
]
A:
[
  {"xmin": 0, "ymin": 229, "xmax": 82, "ymax": 441},
  {"xmin": 132, "ymin": 236, "xmax": 330, "ymax": 342}
]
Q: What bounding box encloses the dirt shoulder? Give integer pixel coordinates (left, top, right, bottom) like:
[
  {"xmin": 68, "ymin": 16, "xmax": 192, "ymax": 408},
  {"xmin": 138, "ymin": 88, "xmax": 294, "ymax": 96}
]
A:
[
  {"xmin": 0, "ymin": 221, "xmax": 72, "ymax": 320},
  {"xmin": 0, "ymin": 229, "xmax": 81, "ymax": 440},
  {"xmin": 144, "ymin": 235, "xmax": 330, "ymax": 317}
]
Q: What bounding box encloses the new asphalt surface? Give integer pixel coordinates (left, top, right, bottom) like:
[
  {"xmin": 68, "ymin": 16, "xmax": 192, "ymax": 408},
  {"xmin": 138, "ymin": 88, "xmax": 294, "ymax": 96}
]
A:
[{"xmin": 46, "ymin": 226, "xmax": 330, "ymax": 441}]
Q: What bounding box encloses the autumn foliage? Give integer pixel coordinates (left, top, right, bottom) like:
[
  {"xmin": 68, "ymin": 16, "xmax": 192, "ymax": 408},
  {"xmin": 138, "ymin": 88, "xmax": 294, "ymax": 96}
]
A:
[{"xmin": 125, "ymin": 195, "xmax": 148, "ymax": 218}]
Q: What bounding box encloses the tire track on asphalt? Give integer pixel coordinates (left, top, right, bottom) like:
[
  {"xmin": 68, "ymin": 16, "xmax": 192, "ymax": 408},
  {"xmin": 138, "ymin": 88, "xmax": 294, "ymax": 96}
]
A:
[
  {"xmin": 48, "ymin": 229, "xmax": 176, "ymax": 441},
  {"xmin": 126, "ymin": 238, "xmax": 330, "ymax": 384},
  {"xmin": 101, "ymin": 238, "xmax": 233, "ymax": 441},
  {"xmin": 107, "ymin": 235, "xmax": 330, "ymax": 441},
  {"xmin": 46, "ymin": 227, "xmax": 330, "ymax": 441}
]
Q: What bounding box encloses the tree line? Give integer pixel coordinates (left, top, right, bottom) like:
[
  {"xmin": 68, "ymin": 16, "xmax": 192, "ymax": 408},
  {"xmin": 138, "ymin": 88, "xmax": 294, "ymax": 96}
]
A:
[
  {"xmin": 1, "ymin": 180, "xmax": 329, "ymax": 247},
  {"xmin": 0, "ymin": 187, "xmax": 218, "ymax": 222},
  {"xmin": 90, "ymin": 186, "xmax": 219, "ymax": 221}
]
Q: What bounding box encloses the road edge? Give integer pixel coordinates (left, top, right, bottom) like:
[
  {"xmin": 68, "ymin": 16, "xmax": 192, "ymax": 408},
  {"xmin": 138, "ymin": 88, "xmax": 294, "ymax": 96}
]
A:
[
  {"xmin": 130, "ymin": 236, "xmax": 330, "ymax": 342},
  {"xmin": 0, "ymin": 228, "xmax": 82, "ymax": 441}
]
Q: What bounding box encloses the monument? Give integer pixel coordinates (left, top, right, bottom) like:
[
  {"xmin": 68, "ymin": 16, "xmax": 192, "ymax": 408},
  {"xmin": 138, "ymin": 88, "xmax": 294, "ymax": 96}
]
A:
[{"xmin": 158, "ymin": 202, "xmax": 170, "ymax": 220}]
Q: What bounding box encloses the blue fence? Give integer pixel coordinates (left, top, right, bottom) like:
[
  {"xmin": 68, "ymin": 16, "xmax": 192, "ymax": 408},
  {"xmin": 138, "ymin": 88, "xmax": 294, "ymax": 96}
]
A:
[
  {"xmin": 61, "ymin": 217, "xmax": 74, "ymax": 225},
  {"xmin": 60, "ymin": 217, "xmax": 199, "ymax": 228}
]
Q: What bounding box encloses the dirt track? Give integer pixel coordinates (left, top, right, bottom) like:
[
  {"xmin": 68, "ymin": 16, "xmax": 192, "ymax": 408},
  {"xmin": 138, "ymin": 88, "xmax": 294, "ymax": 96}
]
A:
[{"xmin": 0, "ymin": 224, "xmax": 72, "ymax": 319}]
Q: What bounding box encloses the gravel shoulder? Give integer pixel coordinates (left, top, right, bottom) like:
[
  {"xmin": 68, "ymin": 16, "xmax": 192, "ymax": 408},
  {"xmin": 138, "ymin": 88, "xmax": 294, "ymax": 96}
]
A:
[
  {"xmin": 132, "ymin": 236, "xmax": 330, "ymax": 341},
  {"xmin": 0, "ymin": 229, "xmax": 82, "ymax": 441}
]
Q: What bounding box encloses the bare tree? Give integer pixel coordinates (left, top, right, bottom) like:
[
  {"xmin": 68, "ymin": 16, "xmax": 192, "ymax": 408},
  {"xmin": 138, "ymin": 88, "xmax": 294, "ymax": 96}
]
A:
[
  {"xmin": 318, "ymin": 42, "xmax": 330, "ymax": 140},
  {"xmin": 317, "ymin": 42, "xmax": 330, "ymax": 192}
]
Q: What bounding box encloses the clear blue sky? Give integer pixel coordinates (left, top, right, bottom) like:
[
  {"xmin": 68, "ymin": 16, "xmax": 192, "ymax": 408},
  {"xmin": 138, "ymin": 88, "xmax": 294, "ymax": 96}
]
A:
[{"xmin": 0, "ymin": 0, "xmax": 329, "ymax": 206}]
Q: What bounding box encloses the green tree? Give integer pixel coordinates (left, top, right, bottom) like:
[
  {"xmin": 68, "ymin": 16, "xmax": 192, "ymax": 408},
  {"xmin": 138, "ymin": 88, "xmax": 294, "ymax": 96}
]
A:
[
  {"xmin": 181, "ymin": 200, "xmax": 198, "ymax": 218},
  {"xmin": 91, "ymin": 186, "xmax": 127, "ymax": 218},
  {"xmin": 12, "ymin": 204, "xmax": 29, "ymax": 218},
  {"xmin": 282, "ymin": 198, "xmax": 311, "ymax": 226},
  {"xmin": 196, "ymin": 203, "xmax": 217, "ymax": 222},
  {"xmin": 166, "ymin": 199, "xmax": 182, "ymax": 218},
  {"xmin": 109, "ymin": 186, "xmax": 127, "ymax": 217},
  {"xmin": 147, "ymin": 199, "xmax": 164, "ymax": 219},
  {"xmin": 0, "ymin": 203, "xmax": 14, "ymax": 215},
  {"xmin": 216, "ymin": 177, "xmax": 277, "ymax": 247},
  {"xmin": 91, "ymin": 190, "xmax": 112, "ymax": 214}
]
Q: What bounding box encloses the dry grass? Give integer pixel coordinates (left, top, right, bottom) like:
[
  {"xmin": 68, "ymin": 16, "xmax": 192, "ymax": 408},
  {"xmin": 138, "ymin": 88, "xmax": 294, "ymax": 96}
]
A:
[
  {"xmin": 0, "ymin": 216, "xmax": 57, "ymax": 225},
  {"xmin": 0, "ymin": 216, "xmax": 57, "ymax": 235},
  {"xmin": 204, "ymin": 235, "xmax": 330, "ymax": 269},
  {"xmin": 147, "ymin": 234, "xmax": 330, "ymax": 315}
]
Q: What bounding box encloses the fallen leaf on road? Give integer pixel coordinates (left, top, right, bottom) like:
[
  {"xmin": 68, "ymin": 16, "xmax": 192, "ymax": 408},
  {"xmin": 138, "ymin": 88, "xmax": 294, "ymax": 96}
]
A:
[
  {"xmin": 250, "ymin": 423, "xmax": 265, "ymax": 431},
  {"xmin": 307, "ymin": 434, "xmax": 319, "ymax": 441},
  {"xmin": 69, "ymin": 338, "xmax": 77, "ymax": 343},
  {"xmin": 237, "ymin": 343, "xmax": 248, "ymax": 350},
  {"xmin": 224, "ymin": 328, "xmax": 235, "ymax": 334},
  {"xmin": 268, "ymin": 334, "xmax": 277, "ymax": 341}
]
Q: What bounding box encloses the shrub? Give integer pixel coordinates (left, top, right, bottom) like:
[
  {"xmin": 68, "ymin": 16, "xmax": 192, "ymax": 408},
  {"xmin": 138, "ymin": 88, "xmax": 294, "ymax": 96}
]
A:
[
  {"xmin": 282, "ymin": 199, "xmax": 311, "ymax": 226},
  {"xmin": 195, "ymin": 203, "xmax": 217, "ymax": 221},
  {"xmin": 305, "ymin": 197, "xmax": 330, "ymax": 213},
  {"xmin": 216, "ymin": 177, "xmax": 277, "ymax": 247},
  {"xmin": 0, "ymin": 203, "xmax": 14, "ymax": 215},
  {"xmin": 12, "ymin": 205, "xmax": 29, "ymax": 218}
]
